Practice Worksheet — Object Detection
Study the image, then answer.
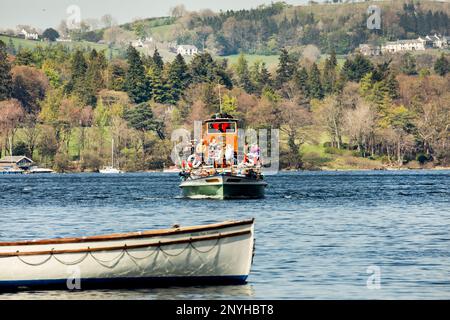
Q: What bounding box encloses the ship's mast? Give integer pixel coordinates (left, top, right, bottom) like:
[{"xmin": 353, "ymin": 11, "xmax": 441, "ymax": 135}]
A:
[
  {"xmin": 218, "ymin": 81, "xmax": 222, "ymax": 114},
  {"xmin": 111, "ymin": 138, "xmax": 114, "ymax": 168},
  {"xmin": 9, "ymin": 136, "xmax": 13, "ymax": 166}
]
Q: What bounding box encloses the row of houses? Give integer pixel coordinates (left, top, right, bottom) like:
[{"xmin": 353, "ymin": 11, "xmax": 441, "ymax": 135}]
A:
[
  {"xmin": 11, "ymin": 28, "xmax": 71, "ymax": 42},
  {"xmin": 131, "ymin": 38, "xmax": 200, "ymax": 57},
  {"xmin": 359, "ymin": 34, "xmax": 450, "ymax": 56}
]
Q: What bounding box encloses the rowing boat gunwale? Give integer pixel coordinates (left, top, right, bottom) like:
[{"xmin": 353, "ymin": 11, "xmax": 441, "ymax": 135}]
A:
[
  {"xmin": 0, "ymin": 229, "xmax": 251, "ymax": 257},
  {"xmin": 0, "ymin": 219, "xmax": 254, "ymax": 247}
]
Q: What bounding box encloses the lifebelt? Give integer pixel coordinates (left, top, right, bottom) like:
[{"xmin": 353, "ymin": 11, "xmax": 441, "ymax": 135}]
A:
[
  {"xmin": 245, "ymin": 158, "xmax": 254, "ymax": 167},
  {"xmin": 238, "ymin": 154, "xmax": 255, "ymax": 167},
  {"xmin": 187, "ymin": 154, "xmax": 202, "ymax": 168}
]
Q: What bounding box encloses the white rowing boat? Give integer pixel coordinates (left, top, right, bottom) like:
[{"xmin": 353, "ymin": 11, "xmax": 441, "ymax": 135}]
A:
[{"xmin": 0, "ymin": 219, "xmax": 255, "ymax": 290}]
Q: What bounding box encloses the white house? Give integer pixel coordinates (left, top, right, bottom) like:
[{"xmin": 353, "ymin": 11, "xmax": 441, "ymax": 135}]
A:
[
  {"xmin": 56, "ymin": 36, "xmax": 72, "ymax": 42},
  {"xmin": 21, "ymin": 29, "xmax": 39, "ymax": 40},
  {"xmin": 381, "ymin": 37, "xmax": 432, "ymax": 54},
  {"xmin": 177, "ymin": 45, "xmax": 199, "ymax": 56},
  {"xmin": 358, "ymin": 44, "xmax": 381, "ymax": 56},
  {"xmin": 426, "ymin": 34, "xmax": 450, "ymax": 49},
  {"xmin": 132, "ymin": 37, "xmax": 153, "ymax": 48}
]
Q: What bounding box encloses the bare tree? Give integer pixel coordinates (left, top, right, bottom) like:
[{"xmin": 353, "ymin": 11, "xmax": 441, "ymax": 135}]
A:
[
  {"xmin": 22, "ymin": 114, "xmax": 41, "ymax": 158},
  {"xmin": 0, "ymin": 99, "xmax": 25, "ymax": 156},
  {"xmin": 344, "ymin": 102, "xmax": 376, "ymax": 157},
  {"xmin": 170, "ymin": 4, "xmax": 187, "ymax": 18},
  {"xmin": 313, "ymin": 95, "xmax": 345, "ymax": 149}
]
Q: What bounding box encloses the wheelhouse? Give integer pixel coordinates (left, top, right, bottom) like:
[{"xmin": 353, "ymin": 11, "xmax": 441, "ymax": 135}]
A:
[{"xmin": 201, "ymin": 114, "xmax": 240, "ymax": 167}]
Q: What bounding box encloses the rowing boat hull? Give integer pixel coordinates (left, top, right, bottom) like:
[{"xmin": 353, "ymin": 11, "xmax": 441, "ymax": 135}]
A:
[
  {"xmin": 180, "ymin": 175, "xmax": 267, "ymax": 199},
  {"xmin": 0, "ymin": 220, "xmax": 254, "ymax": 290}
]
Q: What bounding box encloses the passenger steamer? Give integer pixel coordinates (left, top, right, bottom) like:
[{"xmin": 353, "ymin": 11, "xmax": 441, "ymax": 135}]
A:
[{"xmin": 179, "ymin": 113, "xmax": 267, "ymax": 199}]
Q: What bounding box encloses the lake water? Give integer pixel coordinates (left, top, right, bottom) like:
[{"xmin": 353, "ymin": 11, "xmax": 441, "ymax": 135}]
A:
[{"xmin": 0, "ymin": 171, "xmax": 449, "ymax": 300}]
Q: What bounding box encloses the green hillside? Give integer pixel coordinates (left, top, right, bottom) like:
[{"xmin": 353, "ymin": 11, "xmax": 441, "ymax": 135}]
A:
[{"xmin": 0, "ymin": 35, "xmax": 121, "ymax": 57}]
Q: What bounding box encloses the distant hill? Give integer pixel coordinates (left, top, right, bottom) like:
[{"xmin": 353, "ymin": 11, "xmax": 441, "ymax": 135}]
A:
[
  {"xmin": 2, "ymin": 0, "xmax": 448, "ymax": 64},
  {"xmin": 115, "ymin": 0, "xmax": 449, "ymax": 56}
]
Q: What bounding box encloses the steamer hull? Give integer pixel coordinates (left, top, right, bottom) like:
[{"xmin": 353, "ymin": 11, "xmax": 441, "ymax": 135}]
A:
[{"xmin": 180, "ymin": 175, "xmax": 267, "ymax": 199}]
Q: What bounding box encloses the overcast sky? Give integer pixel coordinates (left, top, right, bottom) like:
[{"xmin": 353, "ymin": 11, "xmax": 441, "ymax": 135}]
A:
[{"xmin": 0, "ymin": 0, "xmax": 315, "ymax": 30}]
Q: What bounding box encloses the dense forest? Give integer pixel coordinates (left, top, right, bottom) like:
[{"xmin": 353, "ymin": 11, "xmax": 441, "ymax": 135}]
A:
[{"xmin": 0, "ymin": 37, "xmax": 449, "ymax": 172}]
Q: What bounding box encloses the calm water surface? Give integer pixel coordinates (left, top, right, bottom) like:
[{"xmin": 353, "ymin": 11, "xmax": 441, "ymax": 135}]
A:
[{"xmin": 0, "ymin": 171, "xmax": 449, "ymax": 299}]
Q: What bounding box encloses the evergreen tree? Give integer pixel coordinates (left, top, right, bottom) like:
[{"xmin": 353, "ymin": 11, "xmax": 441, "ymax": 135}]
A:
[
  {"xmin": 7, "ymin": 38, "xmax": 16, "ymax": 55},
  {"xmin": 434, "ymin": 54, "xmax": 449, "ymax": 76},
  {"xmin": 322, "ymin": 50, "xmax": 337, "ymax": 94},
  {"xmin": 189, "ymin": 53, "xmax": 233, "ymax": 89},
  {"xmin": 295, "ymin": 66, "xmax": 309, "ymax": 96},
  {"xmin": 400, "ymin": 53, "xmax": 417, "ymax": 75},
  {"xmin": 148, "ymin": 50, "xmax": 168, "ymax": 104},
  {"xmin": 340, "ymin": 54, "xmax": 374, "ymax": 82},
  {"xmin": 258, "ymin": 62, "xmax": 272, "ymax": 89},
  {"xmin": 108, "ymin": 62, "xmax": 126, "ymax": 91},
  {"xmin": 83, "ymin": 49, "xmax": 106, "ymax": 106},
  {"xmin": 15, "ymin": 48, "xmax": 35, "ymax": 66},
  {"xmin": 359, "ymin": 72, "xmax": 374, "ymax": 97},
  {"xmin": 0, "ymin": 40, "xmax": 13, "ymax": 100},
  {"xmin": 251, "ymin": 61, "xmax": 272, "ymax": 94},
  {"xmin": 372, "ymin": 61, "xmax": 391, "ymax": 82},
  {"xmin": 124, "ymin": 102, "xmax": 165, "ymax": 164},
  {"xmin": 66, "ymin": 50, "xmax": 87, "ymax": 92},
  {"xmin": 152, "ymin": 49, "xmax": 164, "ymax": 72},
  {"xmin": 308, "ymin": 63, "xmax": 323, "ymax": 99},
  {"xmin": 275, "ymin": 48, "xmax": 296, "ymax": 88},
  {"xmin": 125, "ymin": 45, "xmax": 151, "ymax": 104},
  {"xmin": 235, "ymin": 53, "xmax": 254, "ymax": 93},
  {"xmin": 150, "ymin": 69, "xmax": 166, "ymax": 104},
  {"xmin": 166, "ymin": 54, "xmax": 189, "ymax": 104},
  {"xmin": 190, "ymin": 53, "xmax": 216, "ymax": 83},
  {"xmin": 124, "ymin": 102, "xmax": 159, "ymax": 133},
  {"xmin": 385, "ymin": 73, "xmax": 400, "ymax": 100}
]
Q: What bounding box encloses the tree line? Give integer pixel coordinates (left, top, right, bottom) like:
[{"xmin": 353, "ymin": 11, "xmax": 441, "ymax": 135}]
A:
[
  {"xmin": 0, "ymin": 39, "xmax": 449, "ymax": 171},
  {"xmin": 176, "ymin": 2, "xmax": 449, "ymax": 55}
]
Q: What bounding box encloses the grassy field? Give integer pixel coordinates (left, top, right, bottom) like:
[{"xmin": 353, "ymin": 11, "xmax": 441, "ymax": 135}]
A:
[
  {"xmin": 219, "ymin": 54, "xmax": 280, "ymax": 69},
  {"xmin": 149, "ymin": 24, "xmax": 177, "ymax": 42},
  {"xmin": 0, "ymin": 35, "xmax": 121, "ymax": 56}
]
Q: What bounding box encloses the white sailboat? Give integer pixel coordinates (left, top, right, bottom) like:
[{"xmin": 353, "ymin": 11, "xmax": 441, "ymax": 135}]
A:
[{"xmin": 99, "ymin": 139, "xmax": 123, "ymax": 174}]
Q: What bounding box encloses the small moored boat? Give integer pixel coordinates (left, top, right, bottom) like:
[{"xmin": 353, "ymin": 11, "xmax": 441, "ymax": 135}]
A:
[
  {"xmin": 28, "ymin": 167, "xmax": 54, "ymax": 174},
  {"xmin": 99, "ymin": 138, "xmax": 123, "ymax": 174},
  {"xmin": 0, "ymin": 219, "xmax": 255, "ymax": 290}
]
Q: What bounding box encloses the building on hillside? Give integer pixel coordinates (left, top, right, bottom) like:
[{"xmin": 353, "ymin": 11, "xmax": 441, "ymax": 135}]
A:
[
  {"xmin": 381, "ymin": 37, "xmax": 433, "ymax": 54},
  {"xmin": 0, "ymin": 156, "xmax": 34, "ymax": 171},
  {"xmin": 358, "ymin": 44, "xmax": 381, "ymax": 56},
  {"xmin": 20, "ymin": 28, "xmax": 39, "ymax": 40},
  {"xmin": 426, "ymin": 34, "xmax": 450, "ymax": 49},
  {"xmin": 177, "ymin": 45, "xmax": 199, "ymax": 56},
  {"xmin": 132, "ymin": 37, "xmax": 153, "ymax": 48},
  {"xmin": 56, "ymin": 35, "xmax": 72, "ymax": 42}
]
